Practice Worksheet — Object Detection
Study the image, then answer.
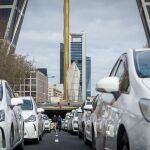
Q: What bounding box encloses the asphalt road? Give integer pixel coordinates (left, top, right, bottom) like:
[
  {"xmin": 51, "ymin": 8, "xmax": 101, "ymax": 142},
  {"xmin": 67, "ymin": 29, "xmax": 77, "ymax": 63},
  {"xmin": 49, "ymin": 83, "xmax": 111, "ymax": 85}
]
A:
[{"xmin": 24, "ymin": 131, "xmax": 92, "ymax": 150}]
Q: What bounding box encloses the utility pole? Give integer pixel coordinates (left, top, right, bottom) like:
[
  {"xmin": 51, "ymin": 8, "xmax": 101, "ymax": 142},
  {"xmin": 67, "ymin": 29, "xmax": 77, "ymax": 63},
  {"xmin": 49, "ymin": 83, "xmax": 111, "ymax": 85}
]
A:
[{"xmin": 63, "ymin": 0, "xmax": 70, "ymax": 100}]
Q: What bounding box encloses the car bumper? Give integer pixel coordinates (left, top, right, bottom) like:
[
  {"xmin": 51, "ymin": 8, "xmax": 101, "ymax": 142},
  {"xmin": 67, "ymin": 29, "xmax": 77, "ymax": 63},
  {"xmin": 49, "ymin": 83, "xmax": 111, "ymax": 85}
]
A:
[
  {"xmin": 72, "ymin": 124, "xmax": 78, "ymax": 132},
  {"xmin": 44, "ymin": 124, "xmax": 50, "ymax": 131},
  {"xmin": 24, "ymin": 122, "xmax": 38, "ymax": 139}
]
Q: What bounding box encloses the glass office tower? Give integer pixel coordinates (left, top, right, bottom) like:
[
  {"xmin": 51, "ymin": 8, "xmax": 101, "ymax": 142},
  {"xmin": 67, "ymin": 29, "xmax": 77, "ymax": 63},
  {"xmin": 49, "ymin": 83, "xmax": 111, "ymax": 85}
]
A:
[
  {"xmin": 0, "ymin": 0, "xmax": 28, "ymax": 53},
  {"xmin": 86, "ymin": 56, "xmax": 91, "ymax": 97},
  {"xmin": 136, "ymin": 0, "xmax": 150, "ymax": 44},
  {"xmin": 60, "ymin": 33, "xmax": 88, "ymax": 101}
]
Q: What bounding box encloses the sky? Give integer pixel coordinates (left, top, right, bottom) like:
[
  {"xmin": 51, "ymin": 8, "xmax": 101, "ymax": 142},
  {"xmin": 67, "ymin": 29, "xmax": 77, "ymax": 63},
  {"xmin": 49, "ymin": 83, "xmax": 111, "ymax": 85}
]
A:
[{"xmin": 17, "ymin": 0, "xmax": 147, "ymax": 95}]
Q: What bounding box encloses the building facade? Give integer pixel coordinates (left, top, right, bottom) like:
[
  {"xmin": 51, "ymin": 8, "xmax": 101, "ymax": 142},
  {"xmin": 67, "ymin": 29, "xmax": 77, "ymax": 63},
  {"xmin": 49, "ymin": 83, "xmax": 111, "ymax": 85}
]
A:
[
  {"xmin": 86, "ymin": 56, "xmax": 91, "ymax": 97},
  {"xmin": 67, "ymin": 62, "xmax": 81, "ymax": 102},
  {"xmin": 0, "ymin": 0, "xmax": 28, "ymax": 53},
  {"xmin": 60, "ymin": 43, "xmax": 64, "ymax": 84},
  {"xmin": 14, "ymin": 70, "xmax": 48, "ymax": 103},
  {"xmin": 48, "ymin": 85, "xmax": 63, "ymax": 103},
  {"xmin": 136, "ymin": 0, "xmax": 150, "ymax": 44},
  {"xmin": 60, "ymin": 33, "xmax": 87, "ymax": 101}
]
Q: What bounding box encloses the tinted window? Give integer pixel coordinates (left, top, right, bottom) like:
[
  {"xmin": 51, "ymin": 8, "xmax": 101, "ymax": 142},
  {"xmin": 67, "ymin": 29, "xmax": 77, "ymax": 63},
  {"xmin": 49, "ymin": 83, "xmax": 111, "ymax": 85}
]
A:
[
  {"xmin": 0, "ymin": 0, "xmax": 13, "ymax": 5},
  {"xmin": 43, "ymin": 115, "xmax": 49, "ymax": 120},
  {"xmin": 134, "ymin": 51, "xmax": 150, "ymax": 78},
  {"xmin": 0, "ymin": 8, "xmax": 11, "ymax": 38},
  {"xmin": 115, "ymin": 57, "xmax": 129, "ymax": 92},
  {"xmin": 0, "ymin": 84, "xmax": 3, "ymax": 101},
  {"xmin": 21, "ymin": 99, "xmax": 33, "ymax": 110}
]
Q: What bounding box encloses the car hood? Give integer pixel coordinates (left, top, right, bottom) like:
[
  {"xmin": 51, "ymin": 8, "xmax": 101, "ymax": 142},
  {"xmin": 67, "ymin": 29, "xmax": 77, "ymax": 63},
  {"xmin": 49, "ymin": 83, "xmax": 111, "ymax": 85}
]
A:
[
  {"xmin": 142, "ymin": 78, "xmax": 150, "ymax": 90},
  {"xmin": 22, "ymin": 110, "xmax": 34, "ymax": 120}
]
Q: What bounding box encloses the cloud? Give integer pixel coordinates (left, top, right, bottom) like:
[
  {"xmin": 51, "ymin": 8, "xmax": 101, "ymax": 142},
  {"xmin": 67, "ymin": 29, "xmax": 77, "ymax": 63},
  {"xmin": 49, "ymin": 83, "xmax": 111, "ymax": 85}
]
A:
[{"xmin": 17, "ymin": 0, "xmax": 147, "ymax": 95}]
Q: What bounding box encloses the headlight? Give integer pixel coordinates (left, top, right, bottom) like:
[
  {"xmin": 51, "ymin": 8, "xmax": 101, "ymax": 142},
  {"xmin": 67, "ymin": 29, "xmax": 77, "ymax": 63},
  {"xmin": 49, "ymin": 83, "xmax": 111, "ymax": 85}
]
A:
[
  {"xmin": 0, "ymin": 110, "xmax": 5, "ymax": 122},
  {"xmin": 139, "ymin": 98, "xmax": 150, "ymax": 122},
  {"xmin": 24, "ymin": 115, "xmax": 36, "ymax": 122}
]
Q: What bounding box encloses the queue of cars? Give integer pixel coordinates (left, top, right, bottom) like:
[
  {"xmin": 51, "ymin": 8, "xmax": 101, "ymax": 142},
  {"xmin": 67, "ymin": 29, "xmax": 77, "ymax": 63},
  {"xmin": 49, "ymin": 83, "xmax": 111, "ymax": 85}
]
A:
[
  {"xmin": 63, "ymin": 49, "xmax": 150, "ymax": 150},
  {"xmin": 0, "ymin": 80, "xmax": 51, "ymax": 150}
]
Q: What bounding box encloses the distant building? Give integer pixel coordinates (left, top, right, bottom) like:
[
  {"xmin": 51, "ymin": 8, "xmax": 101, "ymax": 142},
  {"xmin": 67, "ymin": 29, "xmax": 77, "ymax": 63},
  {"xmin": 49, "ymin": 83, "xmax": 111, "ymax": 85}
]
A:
[
  {"xmin": 38, "ymin": 68, "xmax": 48, "ymax": 76},
  {"xmin": 48, "ymin": 85, "xmax": 63, "ymax": 103},
  {"xmin": 67, "ymin": 62, "xmax": 81, "ymax": 102},
  {"xmin": 14, "ymin": 70, "xmax": 48, "ymax": 103},
  {"xmin": 60, "ymin": 43, "xmax": 64, "ymax": 84},
  {"xmin": 0, "ymin": 0, "xmax": 28, "ymax": 53},
  {"xmin": 86, "ymin": 56, "xmax": 91, "ymax": 97},
  {"xmin": 60, "ymin": 33, "xmax": 87, "ymax": 101},
  {"xmin": 136, "ymin": 0, "xmax": 150, "ymax": 44}
]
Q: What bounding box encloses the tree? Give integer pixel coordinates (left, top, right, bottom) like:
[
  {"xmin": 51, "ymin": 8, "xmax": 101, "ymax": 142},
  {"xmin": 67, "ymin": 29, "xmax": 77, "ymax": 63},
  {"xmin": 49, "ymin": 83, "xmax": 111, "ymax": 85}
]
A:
[{"xmin": 0, "ymin": 44, "xmax": 34, "ymax": 88}]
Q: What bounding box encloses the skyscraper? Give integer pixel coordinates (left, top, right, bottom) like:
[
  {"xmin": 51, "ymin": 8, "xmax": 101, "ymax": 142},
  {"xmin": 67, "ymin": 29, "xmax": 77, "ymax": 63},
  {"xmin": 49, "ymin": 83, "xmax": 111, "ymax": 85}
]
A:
[
  {"xmin": 60, "ymin": 43, "xmax": 64, "ymax": 84},
  {"xmin": 70, "ymin": 33, "xmax": 86, "ymax": 101},
  {"xmin": 60, "ymin": 33, "xmax": 88, "ymax": 101},
  {"xmin": 86, "ymin": 56, "xmax": 91, "ymax": 97},
  {"xmin": 136, "ymin": 0, "xmax": 150, "ymax": 44},
  {"xmin": 0, "ymin": 0, "xmax": 28, "ymax": 53}
]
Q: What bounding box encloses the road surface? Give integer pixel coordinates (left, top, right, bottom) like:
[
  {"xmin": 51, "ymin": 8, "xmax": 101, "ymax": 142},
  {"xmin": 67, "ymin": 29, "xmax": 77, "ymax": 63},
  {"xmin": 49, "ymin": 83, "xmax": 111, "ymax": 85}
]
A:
[{"xmin": 24, "ymin": 131, "xmax": 92, "ymax": 150}]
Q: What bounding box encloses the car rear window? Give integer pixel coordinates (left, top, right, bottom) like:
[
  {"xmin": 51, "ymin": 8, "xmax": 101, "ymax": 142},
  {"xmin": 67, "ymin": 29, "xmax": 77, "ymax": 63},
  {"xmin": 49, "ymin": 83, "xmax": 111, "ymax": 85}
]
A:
[
  {"xmin": 43, "ymin": 115, "xmax": 49, "ymax": 120},
  {"xmin": 0, "ymin": 84, "xmax": 3, "ymax": 101},
  {"xmin": 134, "ymin": 50, "xmax": 150, "ymax": 78},
  {"xmin": 21, "ymin": 99, "xmax": 33, "ymax": 110}
]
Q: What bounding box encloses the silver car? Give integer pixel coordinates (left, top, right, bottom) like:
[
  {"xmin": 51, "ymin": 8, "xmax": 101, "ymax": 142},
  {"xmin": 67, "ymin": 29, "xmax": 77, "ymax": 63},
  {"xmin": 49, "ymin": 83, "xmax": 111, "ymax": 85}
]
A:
[{"xmin": 95, "ymin": 49, "xmax": 150, "ymax": 150}]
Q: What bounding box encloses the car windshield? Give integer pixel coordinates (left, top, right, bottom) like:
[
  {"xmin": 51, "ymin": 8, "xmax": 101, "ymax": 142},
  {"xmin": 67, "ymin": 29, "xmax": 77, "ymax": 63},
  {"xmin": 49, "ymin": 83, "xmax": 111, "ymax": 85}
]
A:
[
  {"xmin": 0, "ymin": 84, "xmax": 3, "ymax": 101},
  {"xmin": 21, "ymin": 99, "xmax": 33, "ymax": 110},
  {"xmin": 134, "ymin": 50, "xmax": 150, "ymax": 78},
  {"xmin": 86, "ymin": 101, "xmax": 92, "ymax": 105}
]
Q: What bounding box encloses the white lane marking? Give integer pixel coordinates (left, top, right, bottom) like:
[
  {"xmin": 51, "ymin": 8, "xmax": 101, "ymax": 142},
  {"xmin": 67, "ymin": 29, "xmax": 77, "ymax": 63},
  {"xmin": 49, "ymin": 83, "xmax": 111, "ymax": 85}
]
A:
[{"xmin": 55, "ymin": 138, "xmax": 59, "ymax": 143}]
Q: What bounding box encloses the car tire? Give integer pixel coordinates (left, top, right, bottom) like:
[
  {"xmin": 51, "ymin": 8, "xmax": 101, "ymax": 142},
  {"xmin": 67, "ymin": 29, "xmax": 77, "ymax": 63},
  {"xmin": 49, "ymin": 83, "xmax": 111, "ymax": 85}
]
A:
[
  {"xmin": 35, "ymin": 137, "xmax": 39, "ymax": 144},
  {"xmin": 78, "ymin": 131, "xmax": 82, "ymax": 138},
  {"xmin": 16, "ymin": 139, "xmax": 24, "ymax": 150},
  {"xmin": 120, "ymin": 133, "xmax": 129, "ymax": 150},
  {"xmin": 39, "ymin": 134, "xmax": 42, "ymax": 141}
]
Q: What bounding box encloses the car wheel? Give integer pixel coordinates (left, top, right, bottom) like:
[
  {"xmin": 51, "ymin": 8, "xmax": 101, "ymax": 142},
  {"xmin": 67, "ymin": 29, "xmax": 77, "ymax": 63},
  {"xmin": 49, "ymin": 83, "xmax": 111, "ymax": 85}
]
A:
[
  {"xmin": 35, "ymin": 137, "xmax": 39, "ymax": 144},
  {"xmin": 120, "ymin": 133, "xmax": 129, "ymax": 150},
  {"xmin": 16, "ymin": 139, "xmax": 24, "ymax": 150},
  {"xmin": 92, "ymin": 129, "xmax": 96, "ymax": 150},
  {"xmin": 39, "ymin": 134, "xmax": 42, "ymax": 141},
  {"xmin": 78, "ymin": 131, "xmax": 82, "ymax": 138}
]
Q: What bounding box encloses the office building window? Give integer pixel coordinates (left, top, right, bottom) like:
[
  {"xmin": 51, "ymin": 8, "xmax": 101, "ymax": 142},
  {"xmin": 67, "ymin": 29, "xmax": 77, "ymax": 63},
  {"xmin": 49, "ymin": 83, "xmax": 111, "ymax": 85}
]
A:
[
  {"xmin": 147, "ymin": 5, "xmax": 150, "ymax": 18},
  {"xmin": 31, "ymin": 73, "xmax": 36, "ymax": 78},
  {"xmin": 0, "ymin": 8, "xmax": 11, "ymax": 38},
  {"xmin": 0, "ymin": 0, "xmax": 13, "ymax": 5},
  {"xmin": 31, "ymin": 79, "xmax": 36, "ymax": 84}
]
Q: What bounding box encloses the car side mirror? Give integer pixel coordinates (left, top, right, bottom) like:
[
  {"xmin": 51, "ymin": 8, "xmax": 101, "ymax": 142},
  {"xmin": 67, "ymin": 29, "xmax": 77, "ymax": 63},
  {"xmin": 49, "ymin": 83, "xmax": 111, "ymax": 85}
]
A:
[
  {"xmin": 11, "ymin": 98, "xmax": 23, "ymax": 106},
  {"xmin": 37, "ymin": 108, "xmax": 45, "ymax": 113},
  {"xmin": 83, "ymin": 105, "xmax": 93, "ymax": 111},
  {"xmin": 96, "ymin": 77, "xmax": 119, "ymax": 93}
]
